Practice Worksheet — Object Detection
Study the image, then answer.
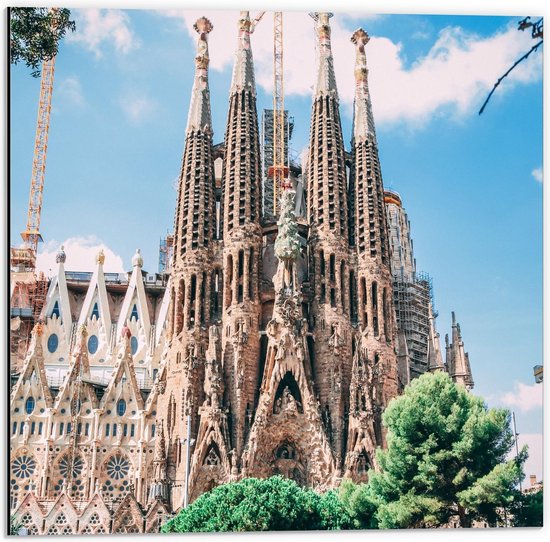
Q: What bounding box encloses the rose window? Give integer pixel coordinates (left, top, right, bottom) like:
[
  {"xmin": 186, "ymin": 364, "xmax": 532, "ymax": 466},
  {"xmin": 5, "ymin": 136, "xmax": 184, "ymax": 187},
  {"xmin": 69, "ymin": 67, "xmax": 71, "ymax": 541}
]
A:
[
  {"xmin": 59, "ymin": 456, "xmax": 84, "ymax": 479},
  {"xmin": 102, "ymin": 455, "xmax": 131, "ymax": 501},
  {"xmin": 107, "ymin": 455, "xmax": 130, "ymax": 480},
  {"xmin": 51, "ymin": 455, "xmax": 86, "ymax": 498},
  {"xmin": 12, "ymin": 455, "xmax": 36, "ymax": 479}
]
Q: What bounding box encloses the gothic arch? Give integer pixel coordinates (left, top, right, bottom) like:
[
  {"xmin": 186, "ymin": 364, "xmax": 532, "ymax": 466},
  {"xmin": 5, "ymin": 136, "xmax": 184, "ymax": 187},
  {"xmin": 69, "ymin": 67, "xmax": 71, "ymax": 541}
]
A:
[
  {"xmin": 203, "ymin": 442, "xmax": 222, "ymax": 466},
  {"xmin": 272, "ymin": 439, "xmax": 307, "ymax": 487},
  {"xmin": 100, "ymin": 451, "xmax": 134, "ymax": 503},
  {"xmin": 273, "ymin": 371, "xmax": 303, "ymax": 414},
  {"xmin": 47, "ymin": 451, "xmax": 88, "ymax": 499}
]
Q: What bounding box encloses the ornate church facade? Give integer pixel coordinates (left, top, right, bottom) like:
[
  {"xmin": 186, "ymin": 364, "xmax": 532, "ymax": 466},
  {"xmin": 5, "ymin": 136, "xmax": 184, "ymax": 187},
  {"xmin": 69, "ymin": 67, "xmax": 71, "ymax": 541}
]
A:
[{"xmin": 9, "ymin": 12, "xmax": 474, "ymax": 534}]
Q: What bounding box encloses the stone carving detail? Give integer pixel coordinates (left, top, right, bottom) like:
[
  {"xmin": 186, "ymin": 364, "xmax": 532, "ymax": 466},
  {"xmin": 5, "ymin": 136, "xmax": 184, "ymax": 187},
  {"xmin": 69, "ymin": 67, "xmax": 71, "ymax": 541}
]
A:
[
  {"xmin": 204, "ymin": 326, "xmax": 223, "ymax": 408},
  {"xmin": 328, "ymin": 322, "xmax": 344, "ymax": 354}
]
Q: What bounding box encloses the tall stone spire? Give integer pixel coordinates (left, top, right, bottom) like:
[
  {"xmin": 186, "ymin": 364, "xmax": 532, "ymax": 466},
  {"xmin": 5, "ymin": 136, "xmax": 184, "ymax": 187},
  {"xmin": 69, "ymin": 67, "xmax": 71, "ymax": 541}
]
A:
[
  {"xmin": 186, "ymin": 18, "xmax": 213, "ymax": 134},
  {"xmin": 173, "ymin": 16, "xmax": 216, "ymax": 267},
  {"xmin": 351, "ymin": 28, "xmax": 389, "ymax": 266},
  {"xmin": 306, "ymin": 12, "xmax": 351, "ymax": 472},
  {"xmin": 312, "ymin": 12, "xmax": 338, "ymax": 97},
  {"xmin": 351, "ymin": 28, "xmax": 376, "ymax": 144},
  {"xmin": 445, "ymin": 312, "xmax": 474, "ymax": 389},
  {"xmin": 220, "ymin": 10, "xmax": 262, "ymax": 461},
  {"xmin": 158, "ymin": 16, "xmax": 217, "ymax": 511},
  {"xmin": 230, "ymin": 11, "xmax": 256, "ymax": 95},
  {"xmin": 307, "ymin": 12, "xmax": 348, "ymax": 238},
  {"xmin": 222, "ymin": 10, "xmax": 262, "ymax": 235},
  {"xmin": 349, "ymin": 27, "xmax": 398, "ymax": 450}
]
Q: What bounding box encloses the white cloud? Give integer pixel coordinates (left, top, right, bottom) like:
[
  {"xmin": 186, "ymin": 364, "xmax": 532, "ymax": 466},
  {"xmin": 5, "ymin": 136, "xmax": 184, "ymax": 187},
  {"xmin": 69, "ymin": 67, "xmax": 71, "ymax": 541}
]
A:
[
  {"xmin": 57, "ymin": 76, "xmax": 85, "ymax": 107},
  {"xmin": 36, "ymin": 236, "xmax": 125, "ymax": 276},
  {"xmin": 68, "ymin": 8, "xmax": 139, "ymax": 57},
  {"xmin": 500, "ymin": 381, "xmax": 543, "ymax": 414},
  {"xmin": 159, "ymin": 11, "xmax": 541, "ymax": 127},
  {"xmin": 532, "ymin": 167, "xmax": 543, "ymax": 183},
  {"xmin": 119, "ymin": 94, "xmax": 158, "ymax": 124},
  {"xmin": 507, "ymin": 432, "xmax": 543, "ymax": 483}
]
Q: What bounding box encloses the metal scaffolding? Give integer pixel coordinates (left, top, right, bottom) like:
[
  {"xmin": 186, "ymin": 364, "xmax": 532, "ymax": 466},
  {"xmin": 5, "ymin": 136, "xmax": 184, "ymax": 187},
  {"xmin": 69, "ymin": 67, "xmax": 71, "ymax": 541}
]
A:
[
  {"xmin": 158, "ymin": 234, "xmax": 174, "ymax": 274},
  {"xmin": 392, "ymin": 270, "xmax": 433, "ymax": 377}
]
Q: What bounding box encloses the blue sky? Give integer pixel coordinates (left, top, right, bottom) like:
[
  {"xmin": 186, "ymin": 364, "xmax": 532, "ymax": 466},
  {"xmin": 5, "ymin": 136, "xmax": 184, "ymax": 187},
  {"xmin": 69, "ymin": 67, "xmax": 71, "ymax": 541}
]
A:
[{"xmin": 9, "ymin": 7, "xmax": 543, "ymax": 478}]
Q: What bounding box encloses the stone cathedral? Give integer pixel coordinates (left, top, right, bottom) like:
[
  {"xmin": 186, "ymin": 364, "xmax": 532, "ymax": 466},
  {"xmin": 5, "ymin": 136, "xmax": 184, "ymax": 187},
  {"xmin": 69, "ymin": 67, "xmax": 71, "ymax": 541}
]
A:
[{"xmin": 9, "ymin": 12, "xmax": 474, "ymax": 535}]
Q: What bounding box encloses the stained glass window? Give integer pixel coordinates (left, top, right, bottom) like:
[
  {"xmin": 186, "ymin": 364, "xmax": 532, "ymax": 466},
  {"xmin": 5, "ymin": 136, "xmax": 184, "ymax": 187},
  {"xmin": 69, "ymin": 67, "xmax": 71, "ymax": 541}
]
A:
[
  {"xmin": 88, "ymin": 335, "xmax": 99, "ymax": 355},
  {"xmin": 12, "ymin": 456, "xmax": 36, "ymax": 479},
  {"xmin": 25, "ymin": 396, "xmax": 35, "ymax": 414},
  {"xmin": 47, "ymin": 333, "xmax": 59, "ymax": 353}
]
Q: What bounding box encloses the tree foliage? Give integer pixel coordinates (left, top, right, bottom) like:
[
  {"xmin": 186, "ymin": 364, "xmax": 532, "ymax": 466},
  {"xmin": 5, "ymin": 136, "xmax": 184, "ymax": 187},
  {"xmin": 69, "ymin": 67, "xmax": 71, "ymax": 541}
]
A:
[
  {"xmin": 339, "ymin": 479, "xmax": 379, "ymax": 529},
  {"xmin": 10, "ymin": 8, "xmax": 75, "ymax": 77},
  {"xmin": 162, "ymin": 476, "xmax": 354, "ymax": 532},
  {"xmin": 366, "ymin": 371, "xmax": 525, "ymax": 528},
  {"xmin": 511, "ymin": 489, "xmax": 543, "ymax": 527}
]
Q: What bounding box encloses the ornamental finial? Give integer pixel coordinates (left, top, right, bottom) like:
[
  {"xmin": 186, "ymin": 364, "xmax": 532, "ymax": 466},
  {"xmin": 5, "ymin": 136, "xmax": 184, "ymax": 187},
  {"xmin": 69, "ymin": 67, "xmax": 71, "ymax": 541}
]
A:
[
  {"xmin": 56, "ymin": 245, "xmax": 66, "ymax": 264},
  {"xmin": 132, "ymin": 248, "xmax": 143, "ymax": 268}
]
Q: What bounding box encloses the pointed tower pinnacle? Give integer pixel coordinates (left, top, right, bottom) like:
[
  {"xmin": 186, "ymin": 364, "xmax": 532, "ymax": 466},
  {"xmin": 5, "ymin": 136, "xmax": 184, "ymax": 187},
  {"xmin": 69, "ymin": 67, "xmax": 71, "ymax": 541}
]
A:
[
  {"xmin": 311, "ymin": 12, "xmax": 338, "ymax": 97},
  {"xmin": 172, "ymin": 16, "xmax": 216, "ymax": 268},
  {"xmin": 230, "ymin": 11, "xmax": 256, "ymax": 95},
  {"xmin": 351, "ymin": 28, "xmax": 377, "ymax": 144},
  {"xmin": 187, "ymin": 17, "xmax": 213, "ymax": 134},
  {"xmin": 427, "ymin": 303, "xmax": 444, "ymax": 372},
  {"xmin": 446, "ymin": 312, "xmax": 474, "ymax": 389},
  {"xmin": 222, "ymin": 10, "xmax": 262, "ymax": 235}
]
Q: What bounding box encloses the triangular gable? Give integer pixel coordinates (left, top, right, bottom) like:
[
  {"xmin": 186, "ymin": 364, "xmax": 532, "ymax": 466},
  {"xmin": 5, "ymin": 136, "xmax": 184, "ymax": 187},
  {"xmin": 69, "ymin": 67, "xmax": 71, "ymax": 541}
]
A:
[
  {"xmin": 117, "ymin": 262, "xmax": 151, "ymax": 348},
  {"xmin": 54, "ymin": 330, "xmax": 99, "ymax": 411},
  {"xmin": 42, "ymin": 261, "xmax": 72, "ymax": 344},
  {"xmin": 78, "ymin": 258, "xmax": 112, "ymax": 330},
  {"xmin": 13, "ymin": 491, "xmax": 45, "ymax": 527},
  {"xmin": 79, "ymin": 492, "xmax": 111, "ymax": 522},
  {"xmin": 43, "ymin": 491, "xmax": 79, "ymax": 526},
  {"xmin": 100, "ymin": 336, "xmax": 144, "ymax": 411},
  {"xmin": 111, "ymin": 491, "xmax": 145, "ymax": 533},
  {"xmin": 144, "ymin": 498, "xmax": 170, "ymax": 532},
  {"xmin": 12, "ymin": 327, "xmax": 53, "ymax": 407}
]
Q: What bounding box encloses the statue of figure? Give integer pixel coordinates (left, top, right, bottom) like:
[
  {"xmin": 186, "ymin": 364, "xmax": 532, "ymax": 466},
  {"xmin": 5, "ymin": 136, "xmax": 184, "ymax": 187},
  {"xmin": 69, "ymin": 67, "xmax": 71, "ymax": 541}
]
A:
[
  {"xmin": 22, "ymin": 416, "xmax": 30, "ymax": 442},
  {"xmin": 266, "ymin": 319, "xmax": 277, "ymax": 339},
  {"xmin": 237, "ymin": 366, "xmax": 244, "ymax": 390},
  {"xmin": 204, "ymin": 356, "xmax": 222, "ymax": 407},
  {"xmin": 184, "ymin": 343, "xmax": 197, "ymax": 369},
  {"xmin": 274, "ymin": 395, "xmax": 283, "ymax": 414},
  {"xmin": 281, "ymin": 386, "xmax": 302, "ymax": 414},
  {"xmin": 332, "ymin": 366, "xmax": 342, "ymax": 393},
  {"xmin": 232, "ymin": 320, "xmax": 248, "ymax": 357},
  {"xmin": 328, "ymin": 322, "xmax": 343, "ymax": 354}
]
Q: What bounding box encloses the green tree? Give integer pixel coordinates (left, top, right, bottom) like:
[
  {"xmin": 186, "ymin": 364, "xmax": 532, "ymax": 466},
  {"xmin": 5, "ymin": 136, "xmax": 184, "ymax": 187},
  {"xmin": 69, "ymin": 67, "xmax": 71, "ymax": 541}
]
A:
[
  {"xmin": 367, "ymin": 371, "xmax": 525, "ymax": 528},
  {"xmin": 10, "ymin": 514, "xmax": 24, "ymax": 536},
  {"xmin": 339, "ymin": 479, "xmax": 380, "ymax": 529},
  {"xmin": 511, "ymin": 489, "xmax": 543, "ymax": 527},
  {"xmin": 162, "ymin": 476, "xmax": 354, "ymax": 532},
  {"xmin": 10, "ymin": 7, "xmax": 75, "ymax": 77}
]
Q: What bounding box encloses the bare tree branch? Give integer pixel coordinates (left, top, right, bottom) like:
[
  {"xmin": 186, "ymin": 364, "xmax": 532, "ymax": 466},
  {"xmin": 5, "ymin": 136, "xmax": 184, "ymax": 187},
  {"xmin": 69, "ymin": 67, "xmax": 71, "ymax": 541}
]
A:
[{"xmin": 479, "ymin": 40, "xmax": 543, "ymax": 115}]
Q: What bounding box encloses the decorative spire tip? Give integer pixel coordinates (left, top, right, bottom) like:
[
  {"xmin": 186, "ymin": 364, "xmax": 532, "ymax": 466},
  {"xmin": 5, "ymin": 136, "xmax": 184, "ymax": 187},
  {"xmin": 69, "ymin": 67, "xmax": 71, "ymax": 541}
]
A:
[
  {"xmin": 351, "ymin": 28, "xmax": 370, "ymax": 47},
  {"xmin": 194, "ymin": 16, "xmax": 213, "ymax": 35}
]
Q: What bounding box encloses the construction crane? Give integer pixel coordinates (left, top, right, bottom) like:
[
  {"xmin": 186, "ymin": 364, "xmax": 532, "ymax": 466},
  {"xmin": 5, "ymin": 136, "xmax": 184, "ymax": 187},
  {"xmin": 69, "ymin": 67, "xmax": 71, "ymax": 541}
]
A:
[
  {"xmin": 11, "ymin": 11, "xmax": 58, "ymax": 368},
  {"xmin": 268, "ymin": 12, "xmax": 290, "ymax": 217},
  {"xmin": 20, "ymin": 53, "xmax": 55, "ymax": 268}
]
